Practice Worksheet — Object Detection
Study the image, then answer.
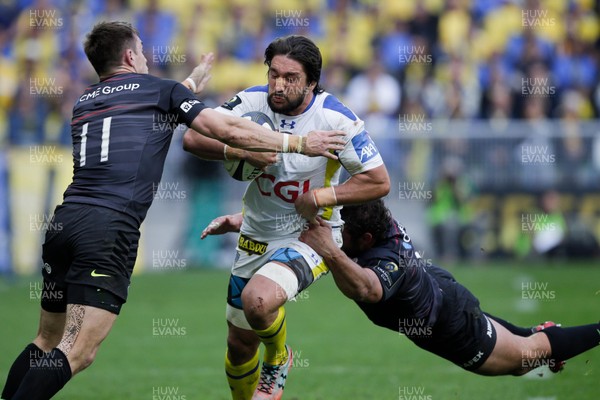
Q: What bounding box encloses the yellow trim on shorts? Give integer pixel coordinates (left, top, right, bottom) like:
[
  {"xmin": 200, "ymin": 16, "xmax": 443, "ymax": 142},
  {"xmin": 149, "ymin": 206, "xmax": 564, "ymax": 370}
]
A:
[
  {"xmin": 321, "ymin": 158, "xmax": 341, "ymax": 220},
  {"xmin": 311, "ymin": 260, "xmax": 329, "ymax": 280}
]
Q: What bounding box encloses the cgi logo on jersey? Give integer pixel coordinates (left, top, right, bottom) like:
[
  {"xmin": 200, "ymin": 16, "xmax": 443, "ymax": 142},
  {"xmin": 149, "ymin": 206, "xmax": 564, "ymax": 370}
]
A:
[{"xmin": 351, "ymin": 131, "xmax": 379, "ymax": 163}]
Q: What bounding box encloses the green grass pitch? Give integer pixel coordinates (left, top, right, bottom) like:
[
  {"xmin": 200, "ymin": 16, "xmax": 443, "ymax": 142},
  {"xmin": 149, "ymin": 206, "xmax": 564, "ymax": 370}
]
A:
[{"xmin": 1, "ymin": 263, "xmax": 599, "ymax": 399}]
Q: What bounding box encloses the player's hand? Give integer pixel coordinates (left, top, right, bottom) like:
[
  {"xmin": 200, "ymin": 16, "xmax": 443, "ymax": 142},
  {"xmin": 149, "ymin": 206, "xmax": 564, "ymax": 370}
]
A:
[
  {"xmin": 243, "ymin": 151, "xmax": 278, "ymax": 170},
  {"xmin": 295, "ymin": 190, "xmax": 319, "ymax": 223},
  {"xmin": 201, "ymin": 213, "xmax": 242, "ymax": 239},
  {"xmin": 186, "ymin": 52, "xmax": 214, "ymax": 94},
  {"xmin": 299, "ymin": 217, "xmax": 337, "ymax": 257},
  {"xmin": 303, "ymin": 130, "xmax": 346, "ymax": 159}
]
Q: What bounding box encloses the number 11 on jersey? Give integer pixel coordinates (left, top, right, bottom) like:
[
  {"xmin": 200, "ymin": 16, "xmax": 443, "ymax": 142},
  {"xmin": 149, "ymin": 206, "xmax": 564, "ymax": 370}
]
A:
[{"xmin": 79, "ymin": 116, "xmax": 112, "ymax": 167}]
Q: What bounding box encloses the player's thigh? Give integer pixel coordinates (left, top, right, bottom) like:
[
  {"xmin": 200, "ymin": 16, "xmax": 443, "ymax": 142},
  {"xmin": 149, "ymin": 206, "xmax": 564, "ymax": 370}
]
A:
[
  {"xmin": 241, "ymin": 243, "xmax": 327, "ymax": 312},
  {"xmin": 71, "ymin": 209, "xmax": 139, "ymax": 294},
  {"xmin": 258, "ymin": 233, "xmax": 341, "ymax": 297},
  {"xmin": 41, "ymin": 204, "xmax": 82, "ymax": 314},
  {"xmin": 412, "ymin": 278, "xmax": 496, "ymax": 372},
  {"xmin": 43, "ymin": 204, "xmax": 139, "ymax": 314},
  {"xmin": 226, "ymin": 274, "xmax": 253, "ymax": 329},
  {"xmin": 227, "ymin": 228, "xmax": 340, "ymax": 324}
]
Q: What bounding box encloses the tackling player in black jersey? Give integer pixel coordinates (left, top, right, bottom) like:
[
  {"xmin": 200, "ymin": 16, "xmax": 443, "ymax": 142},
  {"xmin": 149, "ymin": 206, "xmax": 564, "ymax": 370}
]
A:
[
  {"xmin": 2, "ymin": 21, "xmax": 346, "ymax": 400},
  {"xmin": 299, "ymin": 199, "xmax": 600, "ymax": 376},
  {"xmin": 202, "ymin": 199, "xmax": 599, "ymax": 378}
]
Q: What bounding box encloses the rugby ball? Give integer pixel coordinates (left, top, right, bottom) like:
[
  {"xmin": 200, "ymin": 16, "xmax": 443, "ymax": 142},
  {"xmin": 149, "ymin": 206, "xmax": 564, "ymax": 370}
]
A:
[{"xmin": 224, "ymin": 112, "xmax": 275, "ymax": 181}]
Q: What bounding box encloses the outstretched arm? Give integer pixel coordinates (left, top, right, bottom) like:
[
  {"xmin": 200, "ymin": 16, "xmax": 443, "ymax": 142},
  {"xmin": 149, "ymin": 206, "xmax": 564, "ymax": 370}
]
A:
[
  {"xmin": 183, "ymin": 129, "xmax": 277, "ymax": 169},
  {"xmin": 200, "ymin": 213, "xmax": 243, "ymax": 239},
  {"xmin": 189, "ymin": 108, "xmax": 346, "ymax": 158},
  {"xmin": 299, "ymin": 218, "xmax": 383, "ymax": 303}
]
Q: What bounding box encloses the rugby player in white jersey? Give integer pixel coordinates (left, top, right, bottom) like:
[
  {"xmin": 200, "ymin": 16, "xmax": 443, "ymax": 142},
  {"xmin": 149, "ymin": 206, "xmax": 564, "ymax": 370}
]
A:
[{"xmin": 183, "ymin": 35, "xmax": 390, "ymax": 400}]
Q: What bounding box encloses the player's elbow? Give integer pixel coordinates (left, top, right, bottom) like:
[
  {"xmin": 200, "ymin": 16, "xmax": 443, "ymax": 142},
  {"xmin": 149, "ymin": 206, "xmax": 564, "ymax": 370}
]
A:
[
  {"xmin": 362, "ymin": 165, "xmax": 390, "ymax": 200},
  {"xmin": 351, "ymin": 286, "xmax": 369, "ymax": 302},
  {"xmin": 351, "ymin": 285, "xmax": 379, "ymax": 303},
  {"xmin": 377, "ymin": 174, "xmax": 390, "ymax": 198},
  {"xmin": 378, "ymin": 165, "xmax": 391, "ymax": 196},
  {"xmin": 338, "ymin": 279, "xmax": 379, "ymax": 303},
  {"xmin": 370, "ymin": 168, "xmax": 390, "ymax": 199}
]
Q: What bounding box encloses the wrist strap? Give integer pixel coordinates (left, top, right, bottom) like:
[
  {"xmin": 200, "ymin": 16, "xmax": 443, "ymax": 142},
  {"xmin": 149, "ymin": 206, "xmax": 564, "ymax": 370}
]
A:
[
  {"xmin": 297, "ymin": 136, "xmax": 306, "ymax": 154},
  {"xmin": 286, "ymin": 135, "xmax": 304, "ymax": 153},
  {"xmin": 313, "ymin": 187, "xmax": 337, "ymax": 207},
  {"xmin": 282, "ymin": 134, "xmax": 289, "ymax": 153},
  {"xmin": 311, "ymin": 190, "xmax": 318, "ymax": 208},
  {"xmin": 185, "ymin": 77, "xmax": 197, "ymax": 92}
]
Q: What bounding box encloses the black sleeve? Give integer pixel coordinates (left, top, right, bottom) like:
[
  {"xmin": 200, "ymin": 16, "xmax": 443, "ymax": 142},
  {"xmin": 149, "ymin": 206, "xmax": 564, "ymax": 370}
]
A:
[
  {"xmin": 168, "ymin": 82, "xmax": 207, "ymax": 127},
  {"xmin": 369, "ymin": 259, "xmax": 405, "ymax": 302}
]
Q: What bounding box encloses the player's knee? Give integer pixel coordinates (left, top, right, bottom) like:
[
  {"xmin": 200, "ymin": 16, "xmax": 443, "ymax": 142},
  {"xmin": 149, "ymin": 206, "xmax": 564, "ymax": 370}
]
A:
[
  {"xmin": 78, "ymin": 352, "xmax": 96, "ymax": 373},
  {"xmin": 241, "ymin": 287, "xmax": 269, "ymax": 325},
  {"xmin": 243, "ymin": 264, "xmax": 297, "ymax": 319},
  {"xmin": 511, "ymin": 368, "xmax": 528, "ymax": 376},
  {"xmin": 68, "ymin": 348, "xmax": 98, "ymax": 375},
  {"xmin": 245, "ymin": 289, "xmax": 289, "ymax": 326}
]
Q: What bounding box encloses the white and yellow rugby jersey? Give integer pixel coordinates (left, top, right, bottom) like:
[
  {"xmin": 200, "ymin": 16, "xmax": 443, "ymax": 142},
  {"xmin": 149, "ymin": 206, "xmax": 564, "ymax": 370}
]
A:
[{"xmin": 216, "ymin": 85, "xmax": 384, "ymax": 241}]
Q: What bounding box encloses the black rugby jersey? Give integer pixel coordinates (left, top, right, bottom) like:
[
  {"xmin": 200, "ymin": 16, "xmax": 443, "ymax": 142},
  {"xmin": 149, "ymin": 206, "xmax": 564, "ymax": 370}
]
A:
[
  {"xmin": 354, "ymin": 220, "xmax": 446, "ymax": 332},
  {"xmin": 63, "ymin": 73, "xmax": 206, "ymax": 224}
]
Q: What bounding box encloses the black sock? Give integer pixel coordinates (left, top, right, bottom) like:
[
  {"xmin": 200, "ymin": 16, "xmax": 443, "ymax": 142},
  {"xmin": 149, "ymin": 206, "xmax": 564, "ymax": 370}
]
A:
[
  {"xmin": 2, "ymin": 343, "xmax": 44, "ymax": 400},
  {"xmin": 540, "ymin": 323, "xmax": 600, "ymax": 362},
  {"xmin": 484, "ymin": 313, "xmax": 533, "ymax": 337},
  {"xmin": 11, "ymin": 348, "xmax": 72, "ymax": 400}
]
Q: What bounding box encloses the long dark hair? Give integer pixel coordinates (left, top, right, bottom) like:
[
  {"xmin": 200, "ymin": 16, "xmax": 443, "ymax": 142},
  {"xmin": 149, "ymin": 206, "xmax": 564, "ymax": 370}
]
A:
[{"xmin": 264, "ymin": 35, "xmax": 324, "ymax": 95}]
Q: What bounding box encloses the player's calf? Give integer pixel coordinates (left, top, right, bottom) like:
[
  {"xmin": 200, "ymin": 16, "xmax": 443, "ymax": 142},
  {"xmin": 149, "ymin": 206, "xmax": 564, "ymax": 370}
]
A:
[
  {"xmin": 2, "ymin": 309, "xmax": 67, "ymax": 399},
  {"xmin": 34, "ymin": 309, "xmax": 67, "ymax": 351},
  {"xmin": 1, "ymin": 343, "xmax": 46, "ymax": 400},
  {"xmin": 225, "ymin": 323, "xmax": 262, "ymax": 400},
  {"xmin": 226, "ymin": 323, "xmax": 261, "ymax": 365},
  {"xmin": 511, "ymin": 333, "xmax": 555, "ymax": 376},
  {"xmin": 534, "ymin": 321, "xmax": 600, "ymax": 371},
  {"xmin": 10, "ymin": 347, "xmax": 72, "ymax": 400}
]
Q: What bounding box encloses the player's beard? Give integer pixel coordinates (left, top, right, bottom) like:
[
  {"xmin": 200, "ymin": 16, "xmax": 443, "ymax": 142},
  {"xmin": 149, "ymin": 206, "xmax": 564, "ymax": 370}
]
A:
[{"xmin": 267, "ymin": 92, "xmax": 306, "ymax": 114}]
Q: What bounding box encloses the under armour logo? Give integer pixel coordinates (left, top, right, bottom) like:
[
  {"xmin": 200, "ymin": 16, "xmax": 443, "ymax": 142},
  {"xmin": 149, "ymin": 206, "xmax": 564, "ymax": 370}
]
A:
[{"xmin": 280, "ymin": 120, "xmax": 296, "ymax": 130}]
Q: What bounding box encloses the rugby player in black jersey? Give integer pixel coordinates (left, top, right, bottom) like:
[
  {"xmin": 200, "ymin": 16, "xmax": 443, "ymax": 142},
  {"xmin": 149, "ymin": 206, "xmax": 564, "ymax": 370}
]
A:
[
  {"xmin": 299, "ymin": 199, "xmax": 600, "ymax": 376},
  {"xmin": 1, "ymin": 21, "xmax": 345, "ymax": 400},
  {"xmin": 203, "ymin": 199, "xmax": 599, "ymax": 377}
]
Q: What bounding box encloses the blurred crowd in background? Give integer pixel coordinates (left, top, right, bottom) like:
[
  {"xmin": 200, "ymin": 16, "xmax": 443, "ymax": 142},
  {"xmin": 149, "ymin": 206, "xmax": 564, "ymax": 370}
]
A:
[
  {"xmin": 1, "ymin": 0, "xmax": 600, "ymax": 269},
  {"xmin": 2, "ymin": 0, "xmax": 600, "ymax": 145}
]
